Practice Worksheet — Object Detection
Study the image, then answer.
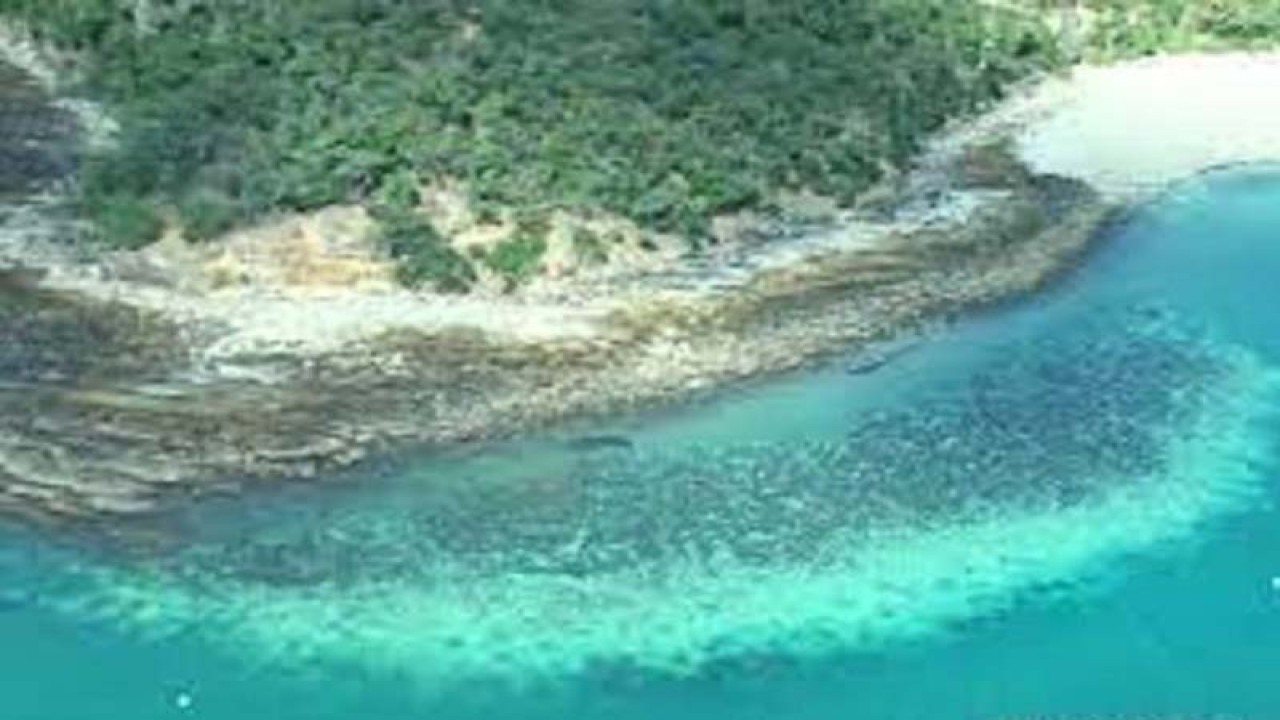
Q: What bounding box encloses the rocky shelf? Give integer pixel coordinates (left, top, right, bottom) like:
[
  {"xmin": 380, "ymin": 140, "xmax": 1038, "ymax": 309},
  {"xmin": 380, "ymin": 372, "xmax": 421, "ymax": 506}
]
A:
[{"xmin": 0, "ymin": 56, "xmax": 1115, "ymax": 526}]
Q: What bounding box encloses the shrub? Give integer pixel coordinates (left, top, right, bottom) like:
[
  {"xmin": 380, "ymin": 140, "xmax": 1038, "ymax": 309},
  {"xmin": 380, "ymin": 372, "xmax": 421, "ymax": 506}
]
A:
[
  {"xmin": 482, "ymin": 231, "xmax": 547, "ymax": 291},
  {"xmin": 376, "ymin": 210, "xmax": 475, "ymax": 293},
  {"xmin": 178, "ymin": 189, "xmax": 240, "ymax": 242},
  {"xmin": 85, "ymin": 194, "xmax": 164, "ymax": 250}
]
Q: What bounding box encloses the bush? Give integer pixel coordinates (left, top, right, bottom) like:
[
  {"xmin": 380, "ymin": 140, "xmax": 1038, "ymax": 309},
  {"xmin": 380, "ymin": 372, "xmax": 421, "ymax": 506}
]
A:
[
  {"xmin": 375, "ymin": 210, "xmax": 475, "ymax": 293},
  {"xmin": 393, "ymin": 242, "xmax": 476, "ymax": 293},
  {"xmin": 85, "ymin": 194, "xmax": 164, "ymax": 250},
  {"xmin": 178, "ymin": 189, "xmax": 240, "ymax": 242},
  {"xmin": 1029, "ymin": 1, "xmax": 1280, "ymax": 59},
  {"xmin": 482, "ymin": 230, "xmax": 547, "ymax": 291}
]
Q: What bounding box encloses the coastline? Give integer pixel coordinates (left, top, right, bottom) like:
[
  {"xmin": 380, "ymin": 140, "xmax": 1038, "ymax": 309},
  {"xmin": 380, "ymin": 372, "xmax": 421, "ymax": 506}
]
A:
[{"xmin": 6, "ymin": 52, "xmax": 1280, "ymax": 525}]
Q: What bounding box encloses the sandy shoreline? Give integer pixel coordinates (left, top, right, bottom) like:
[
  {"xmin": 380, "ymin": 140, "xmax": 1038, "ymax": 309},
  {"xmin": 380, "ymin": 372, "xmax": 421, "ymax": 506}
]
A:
[
  {"xmin": 1014, "ymin": 53, "xmax": 1280, "ymax": 198},
  {"xmin": 5, "ymin": 52, "xmax": 1280, "ymax": 524}
]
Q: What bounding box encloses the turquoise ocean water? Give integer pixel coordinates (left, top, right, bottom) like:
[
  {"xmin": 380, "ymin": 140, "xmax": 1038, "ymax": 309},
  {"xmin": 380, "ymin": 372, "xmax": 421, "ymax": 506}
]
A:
[{"xmin": 5, "ymin": 169, "xmax": 1280, "ymax": 718}]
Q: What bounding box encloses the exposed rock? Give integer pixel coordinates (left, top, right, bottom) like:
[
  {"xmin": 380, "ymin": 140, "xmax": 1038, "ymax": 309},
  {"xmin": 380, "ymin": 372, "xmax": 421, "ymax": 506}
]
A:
[
  {"xmin": 565, "ymin": 435, "xmax": 636, "ymax": 453},
  {"xmin": 0, "ymin": 52, "xmax": 1116, "ymax": 526}
]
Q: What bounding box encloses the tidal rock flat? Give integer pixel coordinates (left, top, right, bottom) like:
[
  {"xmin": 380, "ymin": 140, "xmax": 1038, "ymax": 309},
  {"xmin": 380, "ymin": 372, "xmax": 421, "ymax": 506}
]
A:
[
  {"xmin": 0, "ymin": 54, "xmax": 1112, "ymax": 524},
  {"xmin": 30, "ymin": 305, "xmax": 1277, "ymax": 682}
]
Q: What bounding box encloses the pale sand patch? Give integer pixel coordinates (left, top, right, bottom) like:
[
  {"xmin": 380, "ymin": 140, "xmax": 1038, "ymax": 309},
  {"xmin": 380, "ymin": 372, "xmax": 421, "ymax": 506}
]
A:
[{"xmin": 1014, "ymin": 53, "xmax": 1280, "ymax": 199}]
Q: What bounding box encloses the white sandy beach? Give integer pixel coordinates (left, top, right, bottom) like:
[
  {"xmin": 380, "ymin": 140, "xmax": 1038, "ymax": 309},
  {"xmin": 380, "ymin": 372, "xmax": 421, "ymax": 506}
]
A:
[{"xmin": 1013, "ymin": 53, "xmax": 1280, "ymax": 198}]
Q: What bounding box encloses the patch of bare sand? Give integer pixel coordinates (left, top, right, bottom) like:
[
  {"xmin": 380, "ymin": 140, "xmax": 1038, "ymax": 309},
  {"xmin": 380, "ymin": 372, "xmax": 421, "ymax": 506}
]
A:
[{"xmin": 1014, "ymin": 53, "xmax": 1280, "ymax": 198}]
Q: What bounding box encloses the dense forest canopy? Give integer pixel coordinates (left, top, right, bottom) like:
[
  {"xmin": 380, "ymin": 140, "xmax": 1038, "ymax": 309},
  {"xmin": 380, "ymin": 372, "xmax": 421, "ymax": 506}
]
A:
[
  {"xmin": 1074, "ymin": 0, "xmax": 1280, "ymax": 56},
  {"xmin": 1, "ymin": 0, "xmax": 1276, "ymax": 289}
]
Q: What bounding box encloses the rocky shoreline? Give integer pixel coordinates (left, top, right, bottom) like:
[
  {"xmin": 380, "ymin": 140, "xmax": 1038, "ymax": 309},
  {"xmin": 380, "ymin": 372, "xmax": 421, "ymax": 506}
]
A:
[{"xmin": 0, "ymin": 51, "xmax": 1120, "ymax": 525}]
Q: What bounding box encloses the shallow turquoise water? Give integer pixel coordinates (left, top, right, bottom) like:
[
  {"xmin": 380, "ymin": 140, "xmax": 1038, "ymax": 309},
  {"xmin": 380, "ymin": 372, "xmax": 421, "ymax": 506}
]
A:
[{"xmin": 6, "ymin": 169, "xmax": 1280, "ymax": 718}]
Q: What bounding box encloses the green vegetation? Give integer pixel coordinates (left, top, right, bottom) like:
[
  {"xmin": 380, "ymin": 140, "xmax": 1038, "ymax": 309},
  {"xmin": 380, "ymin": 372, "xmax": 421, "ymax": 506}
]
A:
[
  {"xmin": 482, "ymin": 219, "xmax": 548, "ymax": 291},
  {"xmin": 0, "ymin": 0, "xmax": 1062, "ymax": 288},
  {"xmin": 375, "ymin": 208, "xmax": 475, "ymax": 292},
  {"xmin": 1074, "ymin": 0, "xmax": 1280, "ymax": 58},
  {"xmin": 85, "ymin": 193, "xmax": 163, "ymax": 249},
  {"xmin": 11, "ymin": 1, "xmax": 1276, "ymax": 288}
]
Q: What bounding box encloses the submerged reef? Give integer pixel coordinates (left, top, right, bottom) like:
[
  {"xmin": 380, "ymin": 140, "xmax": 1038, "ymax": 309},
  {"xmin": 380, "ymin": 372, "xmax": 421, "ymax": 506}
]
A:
[
  {"xmin": 32, "ymin": 306, "xmax": 1276, "ymax": 683},
  {"xmin": 156, "ymin": 308, "xmax": 1231, "ymax": 583}
]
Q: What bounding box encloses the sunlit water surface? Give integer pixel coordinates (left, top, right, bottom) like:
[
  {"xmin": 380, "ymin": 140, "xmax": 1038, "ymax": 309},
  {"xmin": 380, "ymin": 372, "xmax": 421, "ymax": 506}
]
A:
[{"xmin": 5, "ymin": 169, "xmax": 1280, "ymax": 718}]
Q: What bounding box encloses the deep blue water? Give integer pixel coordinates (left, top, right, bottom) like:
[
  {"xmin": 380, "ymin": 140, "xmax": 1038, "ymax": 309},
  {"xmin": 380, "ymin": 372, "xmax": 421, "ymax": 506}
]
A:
[{"xmin": 6, "ymin": 168, "xmax": 1280, "ymax": 719}]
